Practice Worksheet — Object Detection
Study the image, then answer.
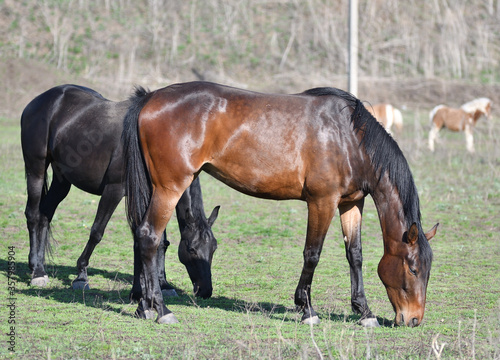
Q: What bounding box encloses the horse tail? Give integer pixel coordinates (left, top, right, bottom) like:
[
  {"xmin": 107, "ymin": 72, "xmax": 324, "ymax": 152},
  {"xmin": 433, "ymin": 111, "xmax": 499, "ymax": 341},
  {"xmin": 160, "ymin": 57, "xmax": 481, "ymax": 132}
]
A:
[
  {"xmin": 429, "ymin": 105, "xmax": 445, "ymax": 124},
  {"xmin": 393, "ymin": 107, "xmax": 403, "ymax": 131},
  {"xmin": 122, "ymin": 86, "xmax": 154, "ymax": 232}
]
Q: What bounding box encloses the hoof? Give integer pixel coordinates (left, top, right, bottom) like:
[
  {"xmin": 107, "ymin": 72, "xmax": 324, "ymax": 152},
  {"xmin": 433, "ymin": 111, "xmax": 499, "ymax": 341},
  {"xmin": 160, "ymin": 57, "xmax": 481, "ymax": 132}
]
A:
[
  {"xmin": 162, "ymin": 288, "xmax": 178, "ymax": 297},
  {"xmin": 31, "ymin": 275, "xmax": 49, "ymax": 287},
  {"xmin": 72, "ymin": 281, "xmax": 90, "ymax": 290},
  {"xmin": 301, "ymin": 315, "xmax": 320, "ymax": 325},
  {"xmin": 360, "ymin": 317, "xmax": 380, "ymax": 328},
  {"xmin": 157, "ymin": 313, "xmax": 179, "ymax": 324}
]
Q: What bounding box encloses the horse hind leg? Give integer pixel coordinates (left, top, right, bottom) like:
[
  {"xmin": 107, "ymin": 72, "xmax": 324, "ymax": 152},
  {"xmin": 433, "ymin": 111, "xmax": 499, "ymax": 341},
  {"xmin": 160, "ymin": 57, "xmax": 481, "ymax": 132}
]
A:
[
  {"xmin": 72, "ymin": 183, "xmax": 123, "ymax": 290},
  {"xmin": 26, "ymin": 165, "xmax": 71, "ymax": 286},
  {"xmin": 428, "ymin": 124, "xmax": 440, "ymax": 152},
  {"xmin": 385, "ymin": 105, "xmax": 394, "ymax": 134},
  {"xmin": 25, "ymin": 168, "xmax": 49, "ymax": 286},
  {"xmin": 295, "ymin": 196, "xmax": 336, "ymax": 325},
  {"xmin": 134, "ymin": 188, "xmax": 181, "ymax": 324},
  {"xmin": 130, "ymin": 231, "xmax": 176, "ymax": 300},
  {"xmin": 37, "ymin": 174, "xmax": 72, "ymax": 278},
  {"xmin": 339, "ymin": 200, "xmax": 380, "ymax": 328}
]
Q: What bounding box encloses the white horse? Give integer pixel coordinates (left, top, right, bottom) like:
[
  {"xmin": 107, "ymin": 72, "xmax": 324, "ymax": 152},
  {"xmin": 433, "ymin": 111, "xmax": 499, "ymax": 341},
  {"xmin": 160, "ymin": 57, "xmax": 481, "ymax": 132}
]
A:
[{"xmin": 428, "ymin": 98, "xmax": 492, "ymax": 153}]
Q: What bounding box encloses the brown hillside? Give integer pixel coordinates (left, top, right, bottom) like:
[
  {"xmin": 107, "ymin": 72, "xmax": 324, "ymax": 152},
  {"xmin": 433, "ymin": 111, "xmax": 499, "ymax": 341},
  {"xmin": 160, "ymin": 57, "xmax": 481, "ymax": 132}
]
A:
[{"xmin": 1, "ymin": 0, "xmax": 500, "ymax": 118}]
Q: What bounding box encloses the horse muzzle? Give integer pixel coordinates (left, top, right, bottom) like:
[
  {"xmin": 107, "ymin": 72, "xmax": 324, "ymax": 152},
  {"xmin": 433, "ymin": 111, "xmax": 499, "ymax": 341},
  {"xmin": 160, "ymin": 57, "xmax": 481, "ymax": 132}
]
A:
[
  {"xmin": 193, "ymin": 281, "xmax": 212, "ymax": 299},
  {"xmin": 395, "ymin": 312, "xmax": 422, "ymax": 327}
]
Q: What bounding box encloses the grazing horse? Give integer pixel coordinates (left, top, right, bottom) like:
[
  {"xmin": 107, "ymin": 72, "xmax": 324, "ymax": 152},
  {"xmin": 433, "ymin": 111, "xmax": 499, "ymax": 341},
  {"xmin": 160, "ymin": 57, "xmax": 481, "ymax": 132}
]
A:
[
  {"xmin": 20, "ymin": 84, "xmax": 219, "ymax": 296},
  {"xmin": 366, "ymin": 103, "xmax": 403, "ymax": 134},
  {"xmin": 428, "ymin": 98, "xmax": 492, "ymax": 153},
  {"xmin": 123, "ymin": 81, "xmax": 437, "ymax": 327}
]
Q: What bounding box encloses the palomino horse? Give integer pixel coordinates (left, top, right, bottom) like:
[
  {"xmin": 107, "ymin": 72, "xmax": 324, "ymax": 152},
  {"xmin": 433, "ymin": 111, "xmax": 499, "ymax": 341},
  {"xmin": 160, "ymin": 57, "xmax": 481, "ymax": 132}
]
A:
[
  {"xmin": 366, "ymin": 103, "xmax": 403, "ymax": 134},
  {"xmin": 21, "ymin": 84, "xmax": 219, "ymax": 298},
  {"xmin": 428, "ymin": 97, "xmax": 492, "ymax": 153},
  {"xmin": 123, "ymin": 81, "xmax": 438, "ymax": 327}
]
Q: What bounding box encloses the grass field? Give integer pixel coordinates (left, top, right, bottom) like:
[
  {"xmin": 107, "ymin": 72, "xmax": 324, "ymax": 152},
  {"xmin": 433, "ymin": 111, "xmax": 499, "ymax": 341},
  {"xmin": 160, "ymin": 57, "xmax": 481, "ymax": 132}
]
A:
[{"xmin": 1, "ymin": 109, "xmax": 499, "ymax": 359}]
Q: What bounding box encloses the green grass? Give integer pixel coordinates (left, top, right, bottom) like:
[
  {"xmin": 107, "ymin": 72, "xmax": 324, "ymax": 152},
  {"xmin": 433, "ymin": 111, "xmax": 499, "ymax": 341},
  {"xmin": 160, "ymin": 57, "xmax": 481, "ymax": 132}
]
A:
[{"xmin": 1, "ymin": 112, "xmax": 499, "ymax": 359}]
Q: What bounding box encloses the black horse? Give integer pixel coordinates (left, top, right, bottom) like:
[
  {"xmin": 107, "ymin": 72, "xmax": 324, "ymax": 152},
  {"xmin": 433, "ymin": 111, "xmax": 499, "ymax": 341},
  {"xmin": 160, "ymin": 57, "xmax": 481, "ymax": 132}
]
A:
[{"xmin": 21, "ymin": 84, "xmax": 219, "ymax": 297}]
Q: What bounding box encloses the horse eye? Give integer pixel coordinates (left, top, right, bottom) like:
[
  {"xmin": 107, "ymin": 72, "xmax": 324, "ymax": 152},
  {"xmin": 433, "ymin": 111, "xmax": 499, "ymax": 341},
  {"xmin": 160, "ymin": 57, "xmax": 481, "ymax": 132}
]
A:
[
  {"xmin": 188, "ymin": 247, "xmax": 197, "ymax": 255},
  {"xmin": 409, "ymin": 267, "xmax": 417, "ymax": 276}
]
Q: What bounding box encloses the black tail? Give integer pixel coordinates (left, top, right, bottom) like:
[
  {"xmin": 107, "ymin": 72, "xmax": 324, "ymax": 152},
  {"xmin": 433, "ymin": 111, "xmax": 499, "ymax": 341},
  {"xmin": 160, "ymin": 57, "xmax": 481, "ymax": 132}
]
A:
[{"xmin": 122, "ymin": 86, "xmax": 154, "ymax": 233}]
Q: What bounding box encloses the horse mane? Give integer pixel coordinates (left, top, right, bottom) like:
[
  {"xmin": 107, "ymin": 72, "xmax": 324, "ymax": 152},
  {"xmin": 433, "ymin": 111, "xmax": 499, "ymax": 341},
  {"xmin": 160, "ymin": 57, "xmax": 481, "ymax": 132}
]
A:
[
  {"xmin": 460, "ymin": 97, "xmax": 491, "ymax": 115},
  {"xmin": 131, "ymin": 85, "xmax": 150, "ymax": 99},
  {"xmin": 304, "ymin": 87, "xmax": 431, "ymax": 259}
]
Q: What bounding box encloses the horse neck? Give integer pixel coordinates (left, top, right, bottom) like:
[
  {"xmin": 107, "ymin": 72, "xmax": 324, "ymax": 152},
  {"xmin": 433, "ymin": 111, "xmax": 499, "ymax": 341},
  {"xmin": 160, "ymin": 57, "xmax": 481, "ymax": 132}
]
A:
[
  {"xmin": 175, "ymin": 178, "xmax": 206, "ymax": 231},
  {"xmin": 472, "ymin": 110, "xmax": 483, "ymax": 123},
  {"xmin": 370, "ymin": 174, "xmax": 407, "ymax": 255},
  {"xmin": 188, "ymin": 177, "xmax": 206, "ymax": 217}
]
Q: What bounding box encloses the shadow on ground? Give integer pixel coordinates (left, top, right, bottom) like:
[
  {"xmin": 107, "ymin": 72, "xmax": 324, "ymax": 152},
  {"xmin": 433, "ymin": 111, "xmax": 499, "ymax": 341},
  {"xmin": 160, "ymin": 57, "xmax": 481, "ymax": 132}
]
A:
[{"xmin": 1, "ymin": 258, "xmax": 393, "ymax": 326}]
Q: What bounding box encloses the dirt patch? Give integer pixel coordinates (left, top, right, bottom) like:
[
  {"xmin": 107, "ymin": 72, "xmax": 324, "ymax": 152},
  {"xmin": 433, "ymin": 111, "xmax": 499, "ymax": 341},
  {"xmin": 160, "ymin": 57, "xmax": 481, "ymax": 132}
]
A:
[{"xmin": 0, "ymin": 58, "xmax": 125, "ymax": 120}]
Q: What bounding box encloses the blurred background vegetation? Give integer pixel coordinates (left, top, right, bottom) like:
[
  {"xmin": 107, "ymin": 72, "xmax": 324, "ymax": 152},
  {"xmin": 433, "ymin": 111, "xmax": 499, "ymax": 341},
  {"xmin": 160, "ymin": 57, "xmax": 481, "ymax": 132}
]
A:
[{"xmin": 1, "ymin": 0, "xmax": 500, "ymax": 118}]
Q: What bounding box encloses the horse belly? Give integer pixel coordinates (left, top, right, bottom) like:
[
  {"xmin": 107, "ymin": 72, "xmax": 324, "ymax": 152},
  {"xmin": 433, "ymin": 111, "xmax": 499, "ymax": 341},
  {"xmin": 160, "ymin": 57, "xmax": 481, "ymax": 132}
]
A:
[
  {"xmin": 50, "ymin": 135, "xmax": 120, "ymax": 195},
  {"xmin": 436, "ymin": 108, "xmax": 464, "ymax": 132},
  {"xmin": 205, "ymin": 154, "xmax": 305, "ymax": 200},
  {"xmin": 51, "ymin": 160, "xmax": 108, "ymax": 194}
]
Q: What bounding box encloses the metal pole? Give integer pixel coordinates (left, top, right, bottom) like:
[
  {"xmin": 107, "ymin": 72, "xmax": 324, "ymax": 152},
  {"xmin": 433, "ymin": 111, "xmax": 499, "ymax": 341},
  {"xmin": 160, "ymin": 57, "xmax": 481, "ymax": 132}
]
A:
[{"xmin": 348, "ymin": 0, "xmax": 358, "ymax": 96}]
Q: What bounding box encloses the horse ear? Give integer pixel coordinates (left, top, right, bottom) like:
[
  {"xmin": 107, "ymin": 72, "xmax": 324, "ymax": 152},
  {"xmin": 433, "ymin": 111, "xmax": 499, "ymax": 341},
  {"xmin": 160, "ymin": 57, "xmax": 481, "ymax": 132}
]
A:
[
  {"xmin": 425, "ymin": 223, "xmax": 439, "ymax": 241},
  {"xmin": 208, "ymin": 206, "xmax": 220, "ymax": 227},
  {"xmin": 407, "ymin": 223, "xmax": 419, "ymax": 246}
]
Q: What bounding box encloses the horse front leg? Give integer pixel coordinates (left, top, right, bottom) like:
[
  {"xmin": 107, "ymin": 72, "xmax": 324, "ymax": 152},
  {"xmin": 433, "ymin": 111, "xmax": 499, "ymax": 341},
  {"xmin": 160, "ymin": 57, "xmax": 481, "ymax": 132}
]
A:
[
  {"xmin": 295, "ymin": 197, "xmax": 336, "ymax": 325},
  {"xmin": 73, "ymin": 183, "xmax": 123, "ymax": 290},
  {"xmin": 157, "ymin": 231, "xmax": 177, "ymax": 296},
  {"xmin": 339, "ymin": 200, "xmax": 380, "ymax": 328},
  {"xmin": 465, "ymin": 125, "xmax": 475, "ymax": 153}
]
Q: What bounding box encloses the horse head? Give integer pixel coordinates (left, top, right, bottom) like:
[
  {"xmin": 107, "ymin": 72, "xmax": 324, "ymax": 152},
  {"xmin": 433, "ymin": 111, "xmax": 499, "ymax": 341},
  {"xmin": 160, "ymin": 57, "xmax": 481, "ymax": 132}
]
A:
[
  {"xmin": 462, "ymin": 97, "xmax": 492, "ymax": 123},
  {"xmin": 378, "ymin": 223, "xmax": 438, "ymax": 327},
  {"xmin": 178, "ymin": 206, "xmax": 220, "ymax": 299}
]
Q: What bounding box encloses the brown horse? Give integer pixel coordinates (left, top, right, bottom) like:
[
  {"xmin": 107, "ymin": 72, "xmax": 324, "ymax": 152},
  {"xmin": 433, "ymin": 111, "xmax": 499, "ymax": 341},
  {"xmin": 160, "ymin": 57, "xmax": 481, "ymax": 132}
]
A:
[
  {"xmin": 428, "ymin": 98, "xmax": 492, "ymax": 153},
  {"xmin": 366, "ymin": 103, "xmax": 403, "ymax": 134},
  {"xmin": 123, "ymin": 81, "xmax": 438, "ymax": 327}
]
